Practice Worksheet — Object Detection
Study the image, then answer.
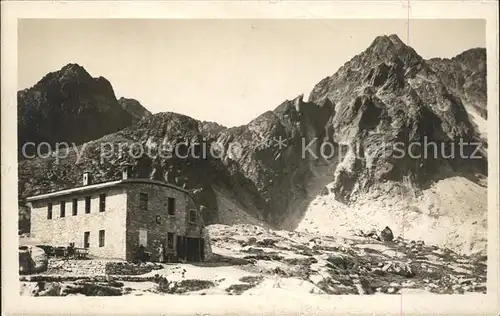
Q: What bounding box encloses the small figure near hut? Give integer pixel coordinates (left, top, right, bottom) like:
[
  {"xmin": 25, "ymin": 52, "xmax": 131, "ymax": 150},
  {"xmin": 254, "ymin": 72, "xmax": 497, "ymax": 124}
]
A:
[
  {"xmin": 157, "ymin": 243, "xmax": 165, "ymax": 263},
  {"xmin": 134, "ymin": 244, "xmax": 147, "ymax": 263},
  {"xmin": 66, "ymin": 242, "xmax": 75, "ymax": 259}
]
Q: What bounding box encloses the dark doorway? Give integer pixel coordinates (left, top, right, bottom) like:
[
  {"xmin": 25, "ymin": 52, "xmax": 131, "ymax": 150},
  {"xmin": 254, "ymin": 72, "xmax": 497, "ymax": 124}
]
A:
[
  {"xmin": 176, "ymin": 236, "xmax": 186, "ymax": 260},
  {"xmin": 186, "ymin": 237, "xmax": 204, "ymax": 262}
]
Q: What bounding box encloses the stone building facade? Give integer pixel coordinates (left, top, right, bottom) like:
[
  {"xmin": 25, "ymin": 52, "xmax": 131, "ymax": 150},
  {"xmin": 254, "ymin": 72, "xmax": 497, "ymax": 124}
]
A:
[{"xmin": 27, "ymin": 171, "xmax": 206, "ymax": 262}]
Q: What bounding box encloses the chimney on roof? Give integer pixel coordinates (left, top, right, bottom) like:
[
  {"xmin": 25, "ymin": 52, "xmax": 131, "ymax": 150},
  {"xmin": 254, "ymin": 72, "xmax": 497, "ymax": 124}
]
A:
[
  {"xmin": 122, "ymin": 166, "xmax": 132, "ymax": 180},
  {"xmin": 82, "ymin": 172, "xmax": 92, "ymax": 186}
]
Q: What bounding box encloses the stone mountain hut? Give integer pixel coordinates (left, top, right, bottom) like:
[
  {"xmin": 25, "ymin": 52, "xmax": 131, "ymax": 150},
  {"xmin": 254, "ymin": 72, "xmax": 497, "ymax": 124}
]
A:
[{"xmin": 26, "ymin": 167, "xmax": 208, "ymax": 262}]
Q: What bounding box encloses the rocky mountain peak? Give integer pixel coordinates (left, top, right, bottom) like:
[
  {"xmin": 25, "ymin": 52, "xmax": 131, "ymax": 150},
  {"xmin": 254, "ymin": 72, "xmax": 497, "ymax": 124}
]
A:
[
  {"xmin": 388, "ymin": 33, "xmax": 404, "ymax": 44},
  {"xmin": 307, "ymin": 33, "xmax": 486, "ymax": 203},
  {"xmin": 31, "ymin": 63, "xmax": 92, "ymax": 90},
  {"xmin": 18, "ymin": 64, "xmax": 151, "ymax": 156},
  {"xmin": 117, "ymin": 97, "xmax": 152, "ymax": 122},
  {"xmin": 367, "ymin": 34, "xmax": 422, "ymax": 67},
  {"xmin": 59, "ymin": 63, "xmax": 91, "ymax": 78},
  {"xmin": 369, "ymin": 34, "xmax": 404, "ymax": 48}
]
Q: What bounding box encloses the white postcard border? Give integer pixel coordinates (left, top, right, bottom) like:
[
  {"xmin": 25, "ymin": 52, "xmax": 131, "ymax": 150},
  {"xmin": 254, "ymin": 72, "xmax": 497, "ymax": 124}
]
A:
[{"xmin": 1, "ymin": 1, "xmax": 498, "ymax": 315}]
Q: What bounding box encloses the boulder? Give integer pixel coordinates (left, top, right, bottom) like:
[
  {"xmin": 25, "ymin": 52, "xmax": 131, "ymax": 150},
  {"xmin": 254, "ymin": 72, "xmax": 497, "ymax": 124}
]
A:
[
  {"xmin": 35, "ymin": 281, "xmax": 62, "ymax": 296},
  {"xmin": 19, "ymin": 246, "xmax": 48, "ymax": 275},
  {"xmin": 365, "ymin": 228, "xmax": 380, "ymax": 240},
  {"xmin": 20, "ymin": 282, "xmax": 40, "ymax": 296},
  {"xmin": 31, "ymin": 246, "xmax": 49, "ymax": 273},
  {"xmin": 19, "ymin": 247, "xmax": 33, "ymax": 275},
  {"xmin": 382, "ymin": 261, "xmax": 414, "ymax": 277},
  {"xmin": 380, "ymin": 226, "xmax": 394, "ymax": 242},
  {"xmin": 326, "ymin": 254, "xmax": 355, "ymax": 270}
]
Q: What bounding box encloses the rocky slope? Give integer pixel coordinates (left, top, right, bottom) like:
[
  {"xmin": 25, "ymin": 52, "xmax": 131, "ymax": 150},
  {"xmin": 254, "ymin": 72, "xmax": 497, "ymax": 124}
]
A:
[
  {"xmin": 18, "ymin": 63, "xmax": 150, "ymax": 157},
  {"xmin": 211, "ymin": 34, "xmax": 488, "ymax": 235},
  {"xmin": 297, "ymin": 176, "xmax": 487, "ymax": 255},
  {"xmin": 20, "ymin": 224, "xmax": 487, "ymax": 296},
  {"xmin": 18, "ymin": 35, "xmax": 487, "ymax": 254},
  {"xmin": 294, "ymin": 38, "xmax": 488, "ymax": 254}
]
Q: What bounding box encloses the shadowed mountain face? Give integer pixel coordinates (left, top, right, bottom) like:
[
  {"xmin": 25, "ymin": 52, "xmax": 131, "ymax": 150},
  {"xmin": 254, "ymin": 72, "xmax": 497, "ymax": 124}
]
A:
[
  {"xmin": 17, "ymin": 63, "xmax": 150, "ymax": 157},
  {"xmin": 18, "ymin": 35, "xmax": 488, "ymax": 237}
]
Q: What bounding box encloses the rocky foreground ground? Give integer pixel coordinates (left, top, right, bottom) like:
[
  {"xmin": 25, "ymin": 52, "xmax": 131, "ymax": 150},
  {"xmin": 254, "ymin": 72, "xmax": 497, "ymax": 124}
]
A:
[{"xmin": 20, "ymin": 224, "xmax": 487, "ymax": 297}]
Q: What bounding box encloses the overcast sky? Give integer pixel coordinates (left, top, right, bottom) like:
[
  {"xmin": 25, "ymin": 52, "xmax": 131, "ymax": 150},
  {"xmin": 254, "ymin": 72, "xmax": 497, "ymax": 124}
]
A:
[{"xmin": 18, "ymin": 19, "xmax": 485, "ymax": 127}]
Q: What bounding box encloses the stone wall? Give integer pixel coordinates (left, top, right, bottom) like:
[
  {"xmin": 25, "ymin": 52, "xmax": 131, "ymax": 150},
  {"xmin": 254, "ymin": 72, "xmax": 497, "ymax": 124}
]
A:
[
  {"xmin": 30, "ymin": 188, "xmax": 128, "ymax": 259},
  {"xmin": 46, "ymin": 259, "xmax": 162, "ymax": 276},
  {"xmin": 124, "ymin": 182, "xmax": 203, "ymax": 261},
  {"xmin": 47, "ymin": 259, "xmax": 108, "ymax": 275},
  {"xmin": 104, "ymin": 261, "xmax": 163, "ymax": 275}
]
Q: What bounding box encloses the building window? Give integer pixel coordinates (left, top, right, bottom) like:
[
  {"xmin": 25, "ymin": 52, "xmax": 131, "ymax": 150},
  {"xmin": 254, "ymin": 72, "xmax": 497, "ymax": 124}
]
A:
[
  {"xmin": 139, "ymin": 193, "xmax": 148, "ymax": 210},
  {"xmin": 189, "ymin": 209, "xmax": 197, "ymax": 223},
  {"xmin": 99, "ymin": 194, "xmax": 106, "ymax": 212},
  {"xmin": 47, "ymin": 203, "xmax": 53, "ymax": 220},
  {"xmin": 72, "ymin": 198, "xmax": 78, "ymax": 216},
  {"xmin": 85, "ymin": 196, "xmax": 91, "ymax": 213},
  {"xmin": 84, "ymin": 231, "xmax": 90, "ymax": 248},
  {"xmin": 167, "ymin": 197, "xmax": 175, "ymax": 215},
  {"xmin": 167, "ymin": 232, "xmax": 175, "ymax": 249},
  {"xmin": 139, "ymin": 229, "xmax": 148, "ymax": 246},
  {"xmin": 99, "ymin": 230, "xmax": 105, "ymax": 247},
  {"xmin": 60, "ymin": 201, "xmax": 66, "ymax": 218}
]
